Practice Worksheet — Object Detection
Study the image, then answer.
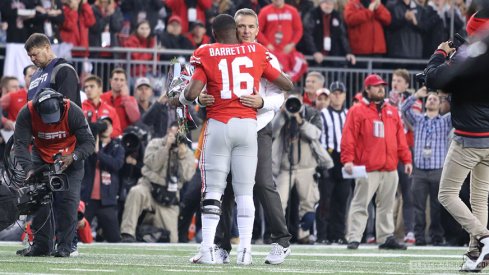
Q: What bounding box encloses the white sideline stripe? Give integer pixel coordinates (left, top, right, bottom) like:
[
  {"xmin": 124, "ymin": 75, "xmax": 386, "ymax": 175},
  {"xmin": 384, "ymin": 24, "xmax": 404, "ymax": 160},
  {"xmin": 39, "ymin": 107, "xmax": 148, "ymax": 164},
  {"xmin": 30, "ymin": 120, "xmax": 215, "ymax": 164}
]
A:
[
  {"xmin": 0, "ymin": 250, "xmax": 463, "ymax": 259},
  {"xmin": 0, "ymin": 241, "xmax": 467, "ymax": 250},
  {"xmin": 50, "ymin": 268, "xmax": 115, "ymax": 273}
]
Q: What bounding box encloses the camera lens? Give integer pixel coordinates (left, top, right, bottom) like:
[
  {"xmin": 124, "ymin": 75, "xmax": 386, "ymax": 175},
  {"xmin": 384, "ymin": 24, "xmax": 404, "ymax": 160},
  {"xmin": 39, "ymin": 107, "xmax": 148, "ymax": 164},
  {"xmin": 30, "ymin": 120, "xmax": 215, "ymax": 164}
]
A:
[{"xmin": 285, "ymin": 97, "xmax": 302, "ymax": 113}]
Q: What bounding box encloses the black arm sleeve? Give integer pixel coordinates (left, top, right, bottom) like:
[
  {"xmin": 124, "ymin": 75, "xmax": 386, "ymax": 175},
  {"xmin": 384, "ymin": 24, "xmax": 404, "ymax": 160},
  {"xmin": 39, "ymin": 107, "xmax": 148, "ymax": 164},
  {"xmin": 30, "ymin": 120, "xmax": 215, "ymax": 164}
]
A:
[
  {"xmin": 13, "ymin": 107, "xmax": 33, "ymax": 173},
  {"xmin": 68, "ymin": 104, "xmax": 95, "ymax": 161},
  {"xmin": 54, "ymin": 65, "xmax": 81, "ymax": 107},
  {"xmin": 424, "ymin": 52, "xmax": 451, "ymax": 90}
]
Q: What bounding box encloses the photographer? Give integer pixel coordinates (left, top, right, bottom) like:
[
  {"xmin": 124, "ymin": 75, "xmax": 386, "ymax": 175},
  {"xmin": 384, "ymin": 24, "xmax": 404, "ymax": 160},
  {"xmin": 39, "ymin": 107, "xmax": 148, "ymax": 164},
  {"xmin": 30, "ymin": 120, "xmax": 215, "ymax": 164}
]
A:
[
  {"xmin": 120, "ymin": 123, "xmax": 196, "ymax": 243},
  {"xmin": 81, "ymin": 116, "xmax": 124, "ymax": 243},
  {"xmin": 13, "ymin": 88, "xmax": 95, "ymax": 257},
  {"xmin": 423, "ymin": 8, "xmax": 489, "ymax": 272},
  {"xmin": 272, "ymin": 89, "xmax": 330, "ymax": 244},
  {"xmin": 82, "ymin": 75, "xmax": 122, "ymax": 138}
]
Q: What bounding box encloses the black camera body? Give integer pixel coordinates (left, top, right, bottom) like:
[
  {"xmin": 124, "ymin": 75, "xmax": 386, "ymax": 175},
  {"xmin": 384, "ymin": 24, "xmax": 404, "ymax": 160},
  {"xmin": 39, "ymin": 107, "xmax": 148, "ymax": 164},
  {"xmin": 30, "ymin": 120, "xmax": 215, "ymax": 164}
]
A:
[
  {"xmin": 122, "ymin": 125, "xmax": 148, "ymax": 154},
  {"xmin": 15, "ymin": 163, "xmax": 69, "ymax": 215}
]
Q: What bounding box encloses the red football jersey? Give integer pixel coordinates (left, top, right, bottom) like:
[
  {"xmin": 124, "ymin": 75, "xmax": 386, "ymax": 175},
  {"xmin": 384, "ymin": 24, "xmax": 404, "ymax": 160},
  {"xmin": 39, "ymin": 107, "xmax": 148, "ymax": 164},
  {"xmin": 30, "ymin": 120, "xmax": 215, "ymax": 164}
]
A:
[{"xmin": 190, "ymin": 42, "xmax": 282, "ymax": 123}]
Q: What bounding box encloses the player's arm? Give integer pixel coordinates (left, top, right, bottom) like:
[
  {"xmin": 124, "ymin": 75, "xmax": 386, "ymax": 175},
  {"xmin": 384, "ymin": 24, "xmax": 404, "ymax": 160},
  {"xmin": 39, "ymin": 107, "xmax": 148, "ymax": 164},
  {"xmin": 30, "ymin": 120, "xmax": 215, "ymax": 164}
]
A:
[
  {"xmin": 261, "ymin": 53, "xmax": 294, "ymax": 92},
  {"xmin": 268, "ymin": 70, "xmax": 294, "ymax": 92},
  {"xmin": 178, "ymin": 66, "xmax": 206, "ymax": 106}
]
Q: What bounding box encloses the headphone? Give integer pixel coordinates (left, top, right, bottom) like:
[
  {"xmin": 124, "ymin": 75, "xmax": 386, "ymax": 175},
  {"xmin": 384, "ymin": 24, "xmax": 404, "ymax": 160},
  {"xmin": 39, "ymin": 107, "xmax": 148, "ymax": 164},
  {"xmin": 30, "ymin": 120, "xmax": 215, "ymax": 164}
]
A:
[{"xmin": 33, "ymin": 88, "xmax": 65, "ymax": 118}]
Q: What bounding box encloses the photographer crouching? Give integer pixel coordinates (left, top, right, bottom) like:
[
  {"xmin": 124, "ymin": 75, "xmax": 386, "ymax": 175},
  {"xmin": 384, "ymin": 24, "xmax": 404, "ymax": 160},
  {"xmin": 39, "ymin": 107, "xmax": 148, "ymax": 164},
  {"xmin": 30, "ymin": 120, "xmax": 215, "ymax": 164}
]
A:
[
  {"xmin": 120, "ymin": 122, "xmax": 196, "ymax": 243},
  {"xmin": 423, "ymin": 5, "xmax": 489, "ymax": 272},
  {"xmin": 14, "ymin": 88, "xmax": 95, "ymax": 257}
]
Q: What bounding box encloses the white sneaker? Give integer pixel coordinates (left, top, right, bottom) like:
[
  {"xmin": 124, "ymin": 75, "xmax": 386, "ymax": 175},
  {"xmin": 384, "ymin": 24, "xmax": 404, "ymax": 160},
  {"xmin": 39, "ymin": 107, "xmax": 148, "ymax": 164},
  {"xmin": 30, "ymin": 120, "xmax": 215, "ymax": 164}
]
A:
[
  {"xmin": 70, "ymin": 249, "xmax": 79, "ymax": 257},
  {"xmin": 214, "ymin": 247, "xmax": 230, "ymax": 264},
  {"xmin": 189, "ymin": 245, "xmax": 216, "ymax": 264},
  {"xmin": 460, "ymin": 252, "xmax": 489, "ymax": 272},
  {"xmin": 265, "ymin": 243, "xmax": 291, "ymax": 265},
  {"xmin": 236, "ymin": 248, "xmax": 252, "ymax": 265},
  {"xmin": 472, "ymin": 237, "xmax": 489, "ymax": 270}
]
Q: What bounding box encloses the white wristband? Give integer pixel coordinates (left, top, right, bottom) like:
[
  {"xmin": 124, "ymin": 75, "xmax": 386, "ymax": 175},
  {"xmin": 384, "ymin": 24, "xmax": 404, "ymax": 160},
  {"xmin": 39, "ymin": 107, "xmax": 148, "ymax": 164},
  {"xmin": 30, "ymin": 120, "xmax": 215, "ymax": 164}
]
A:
[{"xmin": 179, "ymin": 92, "xmax": 194, "ymax": 106}]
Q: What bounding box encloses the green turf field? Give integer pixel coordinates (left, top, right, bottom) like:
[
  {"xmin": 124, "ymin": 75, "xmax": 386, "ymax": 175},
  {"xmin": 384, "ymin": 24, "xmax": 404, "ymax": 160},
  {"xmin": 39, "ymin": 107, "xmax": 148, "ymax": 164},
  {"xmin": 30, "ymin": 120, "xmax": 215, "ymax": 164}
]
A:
[{"xmin": 0, "ymin": 242, "xmax": 474, "ymax": 274}]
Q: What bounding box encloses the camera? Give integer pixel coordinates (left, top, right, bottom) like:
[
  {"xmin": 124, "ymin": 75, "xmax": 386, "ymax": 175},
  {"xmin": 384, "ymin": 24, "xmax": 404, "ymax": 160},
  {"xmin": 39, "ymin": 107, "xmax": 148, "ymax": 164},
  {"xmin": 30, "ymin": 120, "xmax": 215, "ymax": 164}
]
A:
[
  {"xmin": 285, "ymin": 95, "xmax": 303, "ymax": 114},
  {"xmin": 313, "ymin": 166, "xmax": 329, "ymax": 182},
  {"xmin": 15, "ymin": 158, "xmax": 69, "ymax": 215},
  {"xmin": 0, "ymin": 138, "xmax": 70, "ymax": 230},
  {"xmin": 122, "ymin": 125, "xmax": 148, "ymax": 154},
  {"xmin": 448, "ymin": 33, "xmax": 467, "ymax": 50},
  {"xmin": 86, "ymin": 112, "xmax": 108, "ymax": 136}
]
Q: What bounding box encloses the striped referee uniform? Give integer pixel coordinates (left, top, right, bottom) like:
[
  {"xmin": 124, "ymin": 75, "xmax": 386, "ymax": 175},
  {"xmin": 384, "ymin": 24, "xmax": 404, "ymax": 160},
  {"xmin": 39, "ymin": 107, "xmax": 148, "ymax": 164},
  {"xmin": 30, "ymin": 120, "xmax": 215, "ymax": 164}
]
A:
[{"xmin": 316, "ymin": 106, "xmax": 352, "ymax": 243}]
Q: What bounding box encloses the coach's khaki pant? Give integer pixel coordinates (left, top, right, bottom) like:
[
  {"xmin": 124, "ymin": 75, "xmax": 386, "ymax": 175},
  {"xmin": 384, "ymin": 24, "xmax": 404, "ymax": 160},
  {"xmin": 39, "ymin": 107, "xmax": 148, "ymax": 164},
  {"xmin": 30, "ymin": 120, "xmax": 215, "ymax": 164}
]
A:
[
  {"xmin": 346, "ymin": 171, "xmax": 398, "ymax": 244},
  {"xmin": 438, "ymin": 141, "xmax": 489, "ymax": 250},
  {"xmin": 276, "ymin": 167, "xmax": 319, "ymax": 219},
  {"xmin": 120, "ymin": 178, "xmax": 179, "ymax": 243}
]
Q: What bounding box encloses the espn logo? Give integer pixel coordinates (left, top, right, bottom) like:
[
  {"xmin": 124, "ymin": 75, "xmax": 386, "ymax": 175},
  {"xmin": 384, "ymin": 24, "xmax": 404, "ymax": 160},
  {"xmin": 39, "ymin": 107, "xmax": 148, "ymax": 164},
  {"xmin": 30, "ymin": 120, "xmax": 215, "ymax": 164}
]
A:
[
  {"xmin": 38, "ymin": 131, "xmax": 67, "ymax": 139},
  {"xmin": 29, "ymin": 73, "xmax": 48, "ymax": 90}
]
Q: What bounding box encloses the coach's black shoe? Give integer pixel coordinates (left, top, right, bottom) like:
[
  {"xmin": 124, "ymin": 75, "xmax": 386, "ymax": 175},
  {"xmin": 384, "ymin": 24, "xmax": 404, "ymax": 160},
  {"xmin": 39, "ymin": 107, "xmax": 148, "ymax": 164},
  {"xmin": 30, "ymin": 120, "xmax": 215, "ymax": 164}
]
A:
[
  {"xmin": 379, "ymin": 236, "xmax": 407, "ymax": 250},
  {"xmin": 347, "ymin": 241, "xmax": 359, "ymax": 250},
  {"xmin": 415, "ymin": 239, "xmax": 427, "ymax": 246},
  {"xmin": 53, "ymin": 249, "xmax": 70, "ymax": 257},
  {"xmin": 121, "ymin": 233, "xmax": 136, "ymax": 243},
  {"xmin": 17, "ymin": 246, "xmax": 50, "ymax": 257}
]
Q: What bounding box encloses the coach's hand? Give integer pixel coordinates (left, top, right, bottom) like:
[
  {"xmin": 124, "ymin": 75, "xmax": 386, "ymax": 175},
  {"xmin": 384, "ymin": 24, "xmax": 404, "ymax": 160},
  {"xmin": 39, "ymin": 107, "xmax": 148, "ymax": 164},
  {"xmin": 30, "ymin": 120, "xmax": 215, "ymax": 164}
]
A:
[
  {"xmin": 240, "ymin": 94, "xmax": 264, "ymax": 109},
  {"xmin": 198, "ymin": 93, "xmax": 215, "ymax": 106},
  {"xmin": 405, "ymin": 163, "xmax": 413, "ymax": 176},
  {"xmin": 344, "ymin": 162, "xmax": 354, "ymax": 175}
]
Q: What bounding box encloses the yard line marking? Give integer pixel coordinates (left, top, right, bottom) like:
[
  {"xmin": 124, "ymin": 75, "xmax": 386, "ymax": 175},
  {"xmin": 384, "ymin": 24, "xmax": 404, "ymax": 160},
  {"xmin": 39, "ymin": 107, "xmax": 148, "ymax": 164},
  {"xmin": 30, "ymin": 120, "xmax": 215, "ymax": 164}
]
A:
[
  {"xmin": 0, "ymin": 273, "xmax": 62, "ymax": 275},
  {"xmin": 50, "ymin": 268, "xmax": 115, "ymax": 273}
]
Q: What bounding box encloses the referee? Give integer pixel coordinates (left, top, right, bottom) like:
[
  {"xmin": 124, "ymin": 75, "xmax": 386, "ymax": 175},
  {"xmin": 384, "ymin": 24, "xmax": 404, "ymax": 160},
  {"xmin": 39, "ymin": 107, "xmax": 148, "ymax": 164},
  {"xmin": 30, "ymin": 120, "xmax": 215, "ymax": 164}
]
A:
[{"xmin": 316, "ymin": 81, "xmax": 351, "ymax": 244}]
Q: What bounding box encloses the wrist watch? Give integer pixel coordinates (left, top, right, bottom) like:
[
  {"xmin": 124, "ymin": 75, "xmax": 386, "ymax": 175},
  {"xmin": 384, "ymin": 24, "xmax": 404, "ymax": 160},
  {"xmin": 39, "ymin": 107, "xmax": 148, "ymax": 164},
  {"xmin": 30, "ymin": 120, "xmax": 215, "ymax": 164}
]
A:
[{"xmin": 72, "ymin": 152, "xmax": 79, "ymax": 161}]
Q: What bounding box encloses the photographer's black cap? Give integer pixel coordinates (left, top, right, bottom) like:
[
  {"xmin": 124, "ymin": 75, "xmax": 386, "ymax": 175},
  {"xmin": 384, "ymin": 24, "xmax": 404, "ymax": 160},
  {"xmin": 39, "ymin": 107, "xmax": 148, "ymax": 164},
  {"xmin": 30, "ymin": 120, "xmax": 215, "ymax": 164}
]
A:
[{"xmin": 38, "ymin": 97, "xmax": 61, "ymax": 124}]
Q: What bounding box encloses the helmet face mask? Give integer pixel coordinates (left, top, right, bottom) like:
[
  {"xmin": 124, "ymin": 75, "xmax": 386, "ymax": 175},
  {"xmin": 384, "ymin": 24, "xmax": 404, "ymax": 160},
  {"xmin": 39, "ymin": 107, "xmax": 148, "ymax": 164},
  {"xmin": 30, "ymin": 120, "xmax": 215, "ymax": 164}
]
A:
[{"xmin": 34, "ymin": 88, "xmax": 64, "ymax": 124}]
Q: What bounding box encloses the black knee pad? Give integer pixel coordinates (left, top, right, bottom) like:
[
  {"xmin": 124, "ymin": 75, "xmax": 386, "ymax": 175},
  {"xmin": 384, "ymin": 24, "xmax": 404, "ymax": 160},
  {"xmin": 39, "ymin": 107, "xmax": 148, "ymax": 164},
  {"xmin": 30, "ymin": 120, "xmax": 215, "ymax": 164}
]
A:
[{"xmin": 201, "ymin": 199, "xmax": 221, "ymax": 216}]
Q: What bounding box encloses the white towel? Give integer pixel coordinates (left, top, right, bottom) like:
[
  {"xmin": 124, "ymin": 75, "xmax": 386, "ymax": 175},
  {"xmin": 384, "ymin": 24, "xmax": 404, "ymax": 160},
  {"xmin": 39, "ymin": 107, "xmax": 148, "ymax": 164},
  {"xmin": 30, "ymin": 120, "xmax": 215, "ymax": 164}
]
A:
[{"xmin": 3, "ymin": 43, "xmax": 31, "ymax": 87}]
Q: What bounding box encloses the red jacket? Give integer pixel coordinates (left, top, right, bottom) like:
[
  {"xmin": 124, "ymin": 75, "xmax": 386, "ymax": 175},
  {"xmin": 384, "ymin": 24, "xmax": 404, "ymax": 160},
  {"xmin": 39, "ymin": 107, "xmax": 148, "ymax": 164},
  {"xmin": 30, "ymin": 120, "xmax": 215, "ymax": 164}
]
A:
[
  {"xmin": 341, "ymin": 98, "xmax": 411, "ymax": 172},
  {"xmin": 257, "ymin": 4, "xmax": 303, "ymax": 52},
  {"xmin": 82, "ymin": 99, "xmax": 123, "ymax": 138},
  {"xmin": 123, "ymin": 35, "xmax": 159, "ymax": 76},
  {"xmin": 0, "ymin": 88, "xmax": 27, "ymax": 121},
  {"xmin": 343, "ymin": 0, "xmax": 391, "ymax": 55},
  {"xmin": 165, "ymin": 0, "xmax": 212, "ymax": 33},
  {"xmin": 100, "ymin": 91, "xmax": 140, "ymax": 132},
  {"xmin": 60, "ymin": 3, "xmax": 96, "ymax": 57}
]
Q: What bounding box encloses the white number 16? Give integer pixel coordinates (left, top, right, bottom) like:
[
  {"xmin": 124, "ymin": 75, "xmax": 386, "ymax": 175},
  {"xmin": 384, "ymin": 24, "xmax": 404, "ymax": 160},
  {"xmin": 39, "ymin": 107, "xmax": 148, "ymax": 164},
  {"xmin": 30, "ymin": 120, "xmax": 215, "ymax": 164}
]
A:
[{"xmin": 218, "ymin": 56, "xmax": 254, "ymax": 99}]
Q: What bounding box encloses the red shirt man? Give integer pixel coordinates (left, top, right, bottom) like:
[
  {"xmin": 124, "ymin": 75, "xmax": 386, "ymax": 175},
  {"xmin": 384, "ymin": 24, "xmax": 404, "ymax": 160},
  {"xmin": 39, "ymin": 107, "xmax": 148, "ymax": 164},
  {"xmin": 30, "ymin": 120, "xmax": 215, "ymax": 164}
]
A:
[
  {"xmin": 101, "ymin": 68, "xmax": 140, "ymax": 131},
  {"xmin": 82, "ymin": 75, "xmax": 122, "ymax": 138}
]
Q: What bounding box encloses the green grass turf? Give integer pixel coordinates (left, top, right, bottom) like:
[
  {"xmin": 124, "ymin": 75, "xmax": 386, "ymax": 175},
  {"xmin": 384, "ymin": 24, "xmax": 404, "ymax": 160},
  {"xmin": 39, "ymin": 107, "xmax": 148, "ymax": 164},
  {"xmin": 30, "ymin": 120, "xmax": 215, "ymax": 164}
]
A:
[{"xmin": 0, "ymin": 242, "xmax": 473, "ymax": 274}]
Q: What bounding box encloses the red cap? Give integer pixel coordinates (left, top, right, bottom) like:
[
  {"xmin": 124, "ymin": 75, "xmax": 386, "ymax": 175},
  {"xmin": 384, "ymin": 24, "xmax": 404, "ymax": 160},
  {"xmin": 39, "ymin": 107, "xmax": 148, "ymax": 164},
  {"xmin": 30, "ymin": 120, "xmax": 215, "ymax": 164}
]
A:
[
  {"xmin": 78, "ymin": 201, "xmax": 86, "ymax": 214},
  {"xmin": 168, "ymin": 15, "xmax": 182, "ymax": 25},
  {"xmin": 466, "ymin": 12, "xmax": 489, "ymax": 36},
  {"xmin": 364, "ymin": 74, "xmax": 387, "ymax": 87}
]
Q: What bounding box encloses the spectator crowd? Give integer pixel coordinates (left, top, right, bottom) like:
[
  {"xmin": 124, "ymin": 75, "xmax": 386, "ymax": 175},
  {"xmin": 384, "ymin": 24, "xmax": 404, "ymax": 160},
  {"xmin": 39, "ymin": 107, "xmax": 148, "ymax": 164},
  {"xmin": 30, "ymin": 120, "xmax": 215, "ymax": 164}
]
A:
[{"xmin": 0, "ymin": 0, "xmax": 480, "ymax": 253}]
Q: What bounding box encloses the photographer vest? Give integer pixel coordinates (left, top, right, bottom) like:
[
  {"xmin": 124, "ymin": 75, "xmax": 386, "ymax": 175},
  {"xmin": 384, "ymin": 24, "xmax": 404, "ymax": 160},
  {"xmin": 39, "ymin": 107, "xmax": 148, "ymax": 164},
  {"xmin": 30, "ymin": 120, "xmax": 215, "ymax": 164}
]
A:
[
  {"xmin": 27, "ymin": 58, "xmax": 60, "ymax": 100},
  {"xmin": 27, "ymin": 100, "xmax": 76, "ymax": 163}
]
